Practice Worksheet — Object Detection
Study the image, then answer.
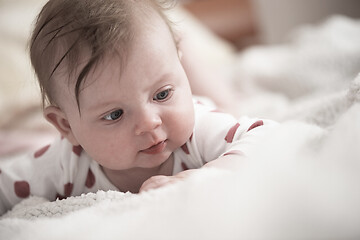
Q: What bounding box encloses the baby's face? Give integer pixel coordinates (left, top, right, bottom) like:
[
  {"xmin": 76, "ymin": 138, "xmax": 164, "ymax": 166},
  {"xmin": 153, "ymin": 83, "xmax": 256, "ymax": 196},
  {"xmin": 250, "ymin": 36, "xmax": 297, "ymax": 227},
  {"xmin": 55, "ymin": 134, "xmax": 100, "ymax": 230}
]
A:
[{"xmin": 55, "ymin": 12, "xmax": 194, "ymax": 172}]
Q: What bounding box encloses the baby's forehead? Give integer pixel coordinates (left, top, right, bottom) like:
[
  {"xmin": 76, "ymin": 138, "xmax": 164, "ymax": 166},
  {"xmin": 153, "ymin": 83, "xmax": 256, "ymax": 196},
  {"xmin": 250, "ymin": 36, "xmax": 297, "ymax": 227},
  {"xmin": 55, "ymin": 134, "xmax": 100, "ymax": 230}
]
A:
[
  {"xmin": 48, "ymin": 1, "xmax": 177, "ymax": 106},
  {"xmin": 70, "ymin": 11, "xmax": 174, "ymax": 73}
]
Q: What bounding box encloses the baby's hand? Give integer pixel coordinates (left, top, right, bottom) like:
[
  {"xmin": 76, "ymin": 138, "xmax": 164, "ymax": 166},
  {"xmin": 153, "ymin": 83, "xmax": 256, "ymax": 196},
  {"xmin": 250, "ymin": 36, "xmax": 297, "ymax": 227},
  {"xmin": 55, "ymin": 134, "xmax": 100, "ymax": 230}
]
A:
[
  {"xmin": 139, "ymin": 170, "xmax": 196, "ymax": 192},
  {"xmin": 139, "ymin": 175, "xmax": 174, "ymax": 192}
]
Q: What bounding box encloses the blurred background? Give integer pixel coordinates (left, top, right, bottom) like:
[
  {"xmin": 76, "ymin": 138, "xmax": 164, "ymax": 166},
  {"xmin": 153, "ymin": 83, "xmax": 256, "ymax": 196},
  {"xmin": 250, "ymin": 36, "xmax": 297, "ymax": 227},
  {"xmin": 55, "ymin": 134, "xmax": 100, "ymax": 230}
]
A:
[{"xmin": 181, "ymin": 0, "xmax": 360, "ymax": 47}]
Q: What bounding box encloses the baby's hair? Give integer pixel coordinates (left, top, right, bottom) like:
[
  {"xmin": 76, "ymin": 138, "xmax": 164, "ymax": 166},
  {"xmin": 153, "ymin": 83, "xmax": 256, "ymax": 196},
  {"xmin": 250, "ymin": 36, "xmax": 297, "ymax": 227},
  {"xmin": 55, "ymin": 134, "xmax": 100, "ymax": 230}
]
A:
[{"xmin": 30, "ymin": 0, "xmax": 177, "ymax": 109}]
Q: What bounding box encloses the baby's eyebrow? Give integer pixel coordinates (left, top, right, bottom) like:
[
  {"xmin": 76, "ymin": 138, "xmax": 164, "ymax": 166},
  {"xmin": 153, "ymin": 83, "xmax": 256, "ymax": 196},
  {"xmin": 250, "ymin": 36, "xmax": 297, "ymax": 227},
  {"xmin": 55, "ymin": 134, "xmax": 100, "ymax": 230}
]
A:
[
  {"xmin": 86, "ymin": 100, "xmax": 118, "ymax": 112},
  {"xmin": 77, "ymin": 95, "xmax": 119, "ymax": 117}
]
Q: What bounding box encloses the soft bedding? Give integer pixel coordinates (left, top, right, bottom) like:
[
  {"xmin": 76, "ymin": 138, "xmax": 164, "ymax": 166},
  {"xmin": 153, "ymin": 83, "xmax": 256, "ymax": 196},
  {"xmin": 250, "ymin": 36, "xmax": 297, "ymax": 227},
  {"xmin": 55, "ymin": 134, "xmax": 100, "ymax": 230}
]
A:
[
  {"xmin": 1, "ymin": 92, "xmax": 360, "ymax": 239},
  {"xmin": 1, "ymin": 1, "xmax": 360, "ymax": 239}
]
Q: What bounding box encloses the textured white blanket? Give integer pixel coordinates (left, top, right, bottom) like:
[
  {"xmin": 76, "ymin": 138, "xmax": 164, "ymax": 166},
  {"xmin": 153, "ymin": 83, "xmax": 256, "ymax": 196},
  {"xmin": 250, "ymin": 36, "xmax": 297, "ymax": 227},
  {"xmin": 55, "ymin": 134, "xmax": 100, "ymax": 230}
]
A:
[{"xmin": 1, "ymin": 14, "xmax": 360, "ymax": 240}]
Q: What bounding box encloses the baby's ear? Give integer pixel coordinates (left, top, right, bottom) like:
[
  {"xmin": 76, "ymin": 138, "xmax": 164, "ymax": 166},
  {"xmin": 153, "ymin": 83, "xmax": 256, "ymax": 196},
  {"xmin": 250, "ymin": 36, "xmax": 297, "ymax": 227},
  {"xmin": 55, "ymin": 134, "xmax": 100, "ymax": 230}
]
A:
[{"xmin": 44, "ymin": 106, "xmax": 79, "ymax": 146}]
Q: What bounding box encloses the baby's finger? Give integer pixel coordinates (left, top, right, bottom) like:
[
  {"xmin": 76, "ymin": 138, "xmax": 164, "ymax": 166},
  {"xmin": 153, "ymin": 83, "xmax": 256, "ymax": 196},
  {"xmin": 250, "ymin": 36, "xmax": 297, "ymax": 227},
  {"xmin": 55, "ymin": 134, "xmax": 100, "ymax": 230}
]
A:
[{"xmin": 139, "ymin": 175, "xmax": 171, "ymax": 192}]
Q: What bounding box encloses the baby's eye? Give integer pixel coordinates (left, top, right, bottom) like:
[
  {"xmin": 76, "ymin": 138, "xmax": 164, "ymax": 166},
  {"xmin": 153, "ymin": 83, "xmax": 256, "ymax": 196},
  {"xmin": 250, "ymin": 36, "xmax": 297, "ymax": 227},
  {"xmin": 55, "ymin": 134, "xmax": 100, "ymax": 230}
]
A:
[
  {"xmin": 154, "ymin": 89, "xmax": 172, "ymax": 101},
  {"xmin": 104, "ymin": 109, "xmax": 123, "ymax": 121}
]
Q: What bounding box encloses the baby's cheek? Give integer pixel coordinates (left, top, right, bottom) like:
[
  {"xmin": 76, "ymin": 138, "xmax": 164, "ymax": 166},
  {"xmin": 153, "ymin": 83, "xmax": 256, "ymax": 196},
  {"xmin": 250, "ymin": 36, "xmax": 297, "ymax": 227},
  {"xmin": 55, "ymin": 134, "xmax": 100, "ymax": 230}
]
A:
[
  {"xmin": 81, "ymin": 136, "xmax": 114, "ymax": 163},
  {"xmin": 172, "ymin": 106, "xmax": 195, "ymax": 144}
]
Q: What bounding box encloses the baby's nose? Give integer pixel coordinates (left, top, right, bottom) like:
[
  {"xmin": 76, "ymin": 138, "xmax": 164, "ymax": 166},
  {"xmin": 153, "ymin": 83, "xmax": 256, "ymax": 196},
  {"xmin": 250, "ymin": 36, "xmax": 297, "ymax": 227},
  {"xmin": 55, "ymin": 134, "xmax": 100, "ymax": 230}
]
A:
[{"xmin": 134, "ymin": 109, "xmax": 162, "ymax": 135}]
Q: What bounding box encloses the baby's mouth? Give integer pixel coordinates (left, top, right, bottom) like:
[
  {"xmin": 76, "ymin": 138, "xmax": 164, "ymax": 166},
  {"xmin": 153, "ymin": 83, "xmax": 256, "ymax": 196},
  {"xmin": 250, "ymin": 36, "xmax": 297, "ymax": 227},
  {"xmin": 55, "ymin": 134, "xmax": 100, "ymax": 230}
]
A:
[{"xmin": 141, "ymin": 140, "xmax": 167, "ymax": 155}]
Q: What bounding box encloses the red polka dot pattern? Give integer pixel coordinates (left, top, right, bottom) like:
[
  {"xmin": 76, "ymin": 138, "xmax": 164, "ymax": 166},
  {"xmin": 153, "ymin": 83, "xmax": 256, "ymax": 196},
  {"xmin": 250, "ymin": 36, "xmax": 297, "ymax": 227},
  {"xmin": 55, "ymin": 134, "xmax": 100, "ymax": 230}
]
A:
[
  {"xmin": 225, "ymin": 123, "xmax": 240, "ymax": 143},
  {"xmin": 72, "ymin": 145, "xmax": 82, "ymax": 156},
  {"xmin": 181, "ymin": 162, "xmax": 189, "ymax": 171},
  {"xmin": 85, "ymin": 169, "xmax": 95, "ymax": 188},
  {"xmin": 64, "ymin": 183, "xmax": 73, "ymax": 197},
  {"xmin": 57, "ymin": 183, "xmax": 74, "ymax": 200},
  {"xmin": 34, "ymin": 144, "xmax": 50, "ymax": 158},
  {"xmin": 248, "ymin": 120, "xmax": 264, "ymax": 132},
  {"xmin": 181, "ymin": 143, "xmax": 189, "ymax": 154},
  {"xmin": 189, "ymin": 133, "xmax": 193, "ymax": 142},
  {"xmin": 14, "ymin": 181, "xmax": 30, "ymax": 198}
]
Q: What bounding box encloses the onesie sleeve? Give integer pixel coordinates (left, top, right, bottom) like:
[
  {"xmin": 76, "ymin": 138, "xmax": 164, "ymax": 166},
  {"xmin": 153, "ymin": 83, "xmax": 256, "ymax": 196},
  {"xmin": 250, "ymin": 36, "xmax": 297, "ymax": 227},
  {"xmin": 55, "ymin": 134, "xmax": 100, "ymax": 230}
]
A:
[
  {"xmin": 182, "ymin": 102, "xmax": 277, "ymax": 167},
  {"xmin": 0, "ymin": 136, "xmax": 91, "ymax": 216}
]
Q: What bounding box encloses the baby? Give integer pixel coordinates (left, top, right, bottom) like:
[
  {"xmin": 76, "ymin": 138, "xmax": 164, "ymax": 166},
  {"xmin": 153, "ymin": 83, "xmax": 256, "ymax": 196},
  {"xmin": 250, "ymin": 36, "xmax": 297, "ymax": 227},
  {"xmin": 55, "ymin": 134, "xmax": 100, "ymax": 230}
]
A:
[{"xmin": 0, "ymin": 0, "xmax": 275, "ymax": 215}]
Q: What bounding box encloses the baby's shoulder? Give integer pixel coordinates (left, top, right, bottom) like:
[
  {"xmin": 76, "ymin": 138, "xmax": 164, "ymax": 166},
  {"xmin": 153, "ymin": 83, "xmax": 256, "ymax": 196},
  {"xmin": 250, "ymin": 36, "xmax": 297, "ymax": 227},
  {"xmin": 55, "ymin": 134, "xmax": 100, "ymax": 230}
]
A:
[{"xmin": 27, "ymin": 136, "xmax": 93, "ymax": 170}]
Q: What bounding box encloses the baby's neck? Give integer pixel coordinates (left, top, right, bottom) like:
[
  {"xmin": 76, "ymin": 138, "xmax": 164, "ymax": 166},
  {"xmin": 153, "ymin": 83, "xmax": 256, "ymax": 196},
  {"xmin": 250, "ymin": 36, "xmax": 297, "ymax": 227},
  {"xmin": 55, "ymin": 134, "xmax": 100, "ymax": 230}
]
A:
[{"xmin": 102, "ymin": 154, "xmax": 174, "ymax": 193}]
